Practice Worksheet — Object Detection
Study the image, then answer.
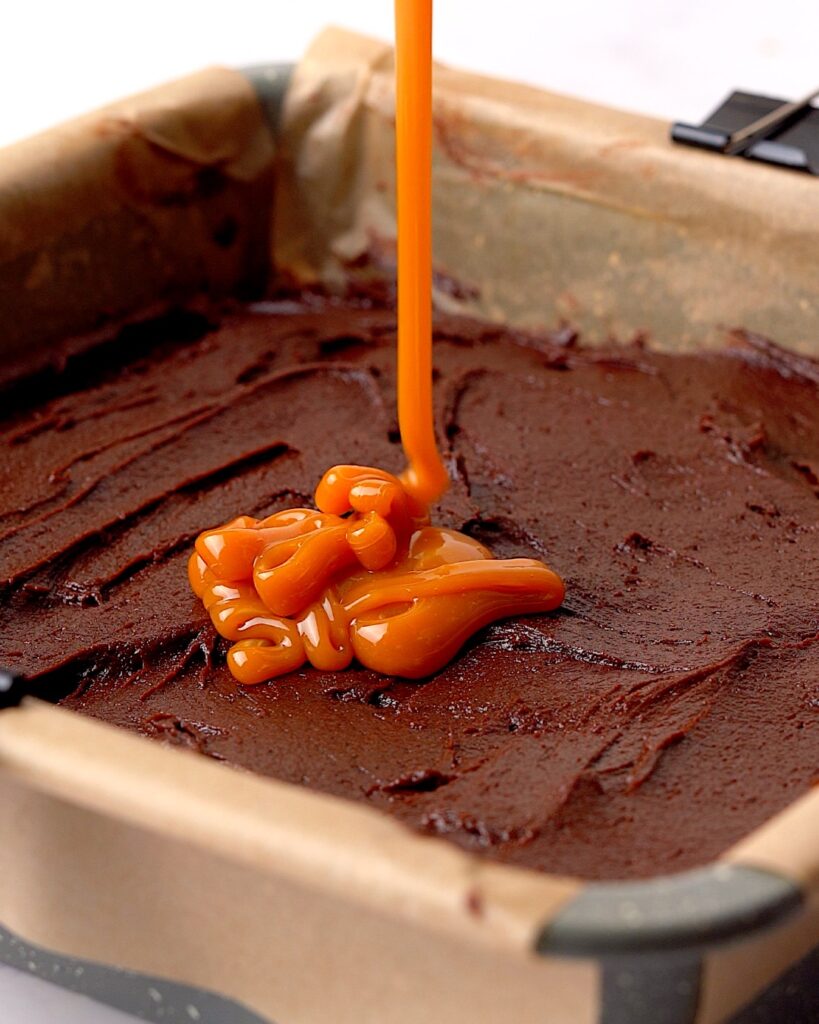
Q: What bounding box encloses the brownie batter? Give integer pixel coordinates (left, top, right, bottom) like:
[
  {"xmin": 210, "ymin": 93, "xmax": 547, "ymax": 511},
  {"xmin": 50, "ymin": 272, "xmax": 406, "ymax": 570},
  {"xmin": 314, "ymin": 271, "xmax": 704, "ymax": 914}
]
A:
[{"xmin": 1, "ymin": 298, "xmax": 817, "ymax": 880}]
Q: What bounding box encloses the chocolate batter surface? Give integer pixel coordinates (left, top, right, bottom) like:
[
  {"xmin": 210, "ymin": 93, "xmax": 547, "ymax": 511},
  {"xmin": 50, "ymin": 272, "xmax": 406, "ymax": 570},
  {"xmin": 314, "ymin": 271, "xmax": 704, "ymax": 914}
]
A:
[{"xmin": 1, "ymin": 299, "xmax": 817, "ymax": 880}]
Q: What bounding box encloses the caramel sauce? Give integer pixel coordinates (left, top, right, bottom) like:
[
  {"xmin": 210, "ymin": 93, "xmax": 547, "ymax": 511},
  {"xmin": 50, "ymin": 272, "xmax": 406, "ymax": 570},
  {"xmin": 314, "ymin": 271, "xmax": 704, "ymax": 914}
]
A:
[
  {"xmin": 394, "ymin": 0, "xmax": 449, "ymax": 505},
  {"xmin": 188, "ymin": 0, "xmax": 565, "ymax": 683},
  {"xmin": 189, "ymin": 467, "xmax": 564, "ymax": 683}
]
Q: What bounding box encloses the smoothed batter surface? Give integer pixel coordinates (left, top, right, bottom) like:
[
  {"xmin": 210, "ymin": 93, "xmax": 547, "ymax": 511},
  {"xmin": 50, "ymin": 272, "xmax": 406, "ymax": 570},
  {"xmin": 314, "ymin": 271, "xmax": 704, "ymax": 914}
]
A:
[{"xmin": 1, "ymin": 298, "xmax": 817, "ymax": 880}]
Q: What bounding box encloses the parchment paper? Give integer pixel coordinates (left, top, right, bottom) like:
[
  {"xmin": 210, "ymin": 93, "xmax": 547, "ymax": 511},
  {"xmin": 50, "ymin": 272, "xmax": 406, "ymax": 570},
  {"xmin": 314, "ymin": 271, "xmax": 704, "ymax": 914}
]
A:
[
  {"xmin": 0, "ymin": 701, "xmax": 595, "ymax": 1024},
  {"xmin": 0, "ymin": 67, "xmax": 275, "ymax": 380},
  {"xmin": 276, "ymin": 27, "xmax": 819, "ymax": 355}
]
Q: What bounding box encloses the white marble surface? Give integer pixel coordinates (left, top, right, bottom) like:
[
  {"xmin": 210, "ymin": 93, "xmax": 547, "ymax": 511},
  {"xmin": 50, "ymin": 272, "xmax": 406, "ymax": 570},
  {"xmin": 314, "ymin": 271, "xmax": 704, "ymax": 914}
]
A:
[{"xmin": 1, "ymin": 1, "xmax": 816, "ymax": 1020}]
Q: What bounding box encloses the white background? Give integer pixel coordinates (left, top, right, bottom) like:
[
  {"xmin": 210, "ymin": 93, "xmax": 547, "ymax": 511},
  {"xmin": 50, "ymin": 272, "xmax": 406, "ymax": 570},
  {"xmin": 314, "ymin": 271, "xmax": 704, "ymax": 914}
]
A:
[
  {"xmin": 2, "ymin": 0, "xmax": 818, "ymax": 148},
  {"xmin": 1, "ymin": 1, "xmax": 817, "ymax": 1020}
]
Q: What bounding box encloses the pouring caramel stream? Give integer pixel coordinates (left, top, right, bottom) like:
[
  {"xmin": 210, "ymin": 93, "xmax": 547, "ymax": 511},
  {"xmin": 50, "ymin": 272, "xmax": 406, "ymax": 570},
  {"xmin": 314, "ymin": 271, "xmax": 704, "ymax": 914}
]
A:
[
  {"xmin": 395, "ymin": 0, "xmax": 449, "ymax": 504},
  {"xmin": 189, "ymin": 1, "xmax": 565, "ymax": 683}
]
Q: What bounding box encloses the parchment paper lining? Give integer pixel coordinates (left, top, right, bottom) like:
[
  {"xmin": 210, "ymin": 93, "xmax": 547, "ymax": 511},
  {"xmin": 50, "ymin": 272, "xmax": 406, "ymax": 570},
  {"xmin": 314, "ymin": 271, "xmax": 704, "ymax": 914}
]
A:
[{"xmin": 276, "ymin": 28, "xmax": 819, "ymax": 355}]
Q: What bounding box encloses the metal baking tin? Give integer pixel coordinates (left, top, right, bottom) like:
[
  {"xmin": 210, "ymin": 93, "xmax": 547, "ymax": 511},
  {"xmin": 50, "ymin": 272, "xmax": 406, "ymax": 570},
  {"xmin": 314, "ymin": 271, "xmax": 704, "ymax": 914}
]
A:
[{"xmin": 0, "ymin": 43, "xmax": 817, "ymax": 1024}]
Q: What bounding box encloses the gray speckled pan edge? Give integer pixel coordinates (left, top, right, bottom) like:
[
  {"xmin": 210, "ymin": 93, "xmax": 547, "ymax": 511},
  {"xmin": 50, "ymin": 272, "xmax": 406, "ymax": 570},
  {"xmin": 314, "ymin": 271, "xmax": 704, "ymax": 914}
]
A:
[
  {"xmin": 0, "ymin": 925, "xmax": 268, "ymax": 1023},
  {"xmin": 537, "ymin": 863, "xmax": 803, "ymax": 957},
  {"xmin": 537, "ymin": 864, "xmax": 806, "ymax": 1024}
]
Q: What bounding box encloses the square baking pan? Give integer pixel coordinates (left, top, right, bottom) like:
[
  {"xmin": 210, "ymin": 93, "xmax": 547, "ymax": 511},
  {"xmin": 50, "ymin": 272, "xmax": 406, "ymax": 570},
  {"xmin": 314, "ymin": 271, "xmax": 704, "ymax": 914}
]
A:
[{"xmin": 0, "ymin": 28, "xmax": 817, "ymax": 1024}]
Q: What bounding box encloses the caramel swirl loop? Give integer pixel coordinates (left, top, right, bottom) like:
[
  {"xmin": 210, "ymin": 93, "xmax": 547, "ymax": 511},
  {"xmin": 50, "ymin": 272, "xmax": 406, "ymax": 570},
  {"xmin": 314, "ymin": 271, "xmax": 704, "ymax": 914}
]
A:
[{"xmin": 189, "ymin": 466, "xmax": 564, "ymax": 685}]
